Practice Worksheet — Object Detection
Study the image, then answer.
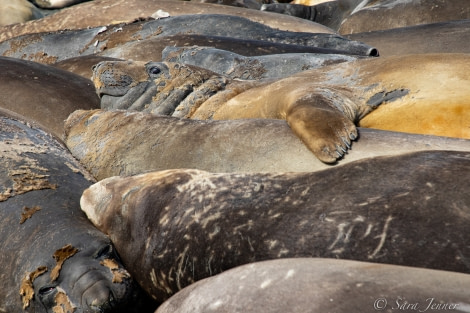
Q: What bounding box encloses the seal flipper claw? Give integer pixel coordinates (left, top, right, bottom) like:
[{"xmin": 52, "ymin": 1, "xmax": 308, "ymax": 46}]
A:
[{"xmin": 286, "ymin": 94, "xmax": 357, "ymax": 163}]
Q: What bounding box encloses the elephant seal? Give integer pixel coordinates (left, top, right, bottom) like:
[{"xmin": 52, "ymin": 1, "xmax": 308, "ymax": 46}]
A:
[
  {"xmin": 64, "ymin": 109, "xmax": 470, "ymax": 180},
  {"xmin": 80, "ymin": 150, "xmax": 470, "ymax": 302},
  {"xmin": 0, "ymin": 14, "xmax": 377, "ymax": 65},
  {"xmin": 91, "ymin": 53, "xmax": 470, "ymax": 163},
  {"xmin": 0, "ymin": 0, "xmax": 334, "ymax": 42},
  {"xmin": 156, "ymin": 258, "xmax": 470, "ymax": 313},
  {"xmin": 0, "ymin": 56, "xmax": 100, "ymax": 140},
  {"xmin": 0, "ymin": 114, "xmax": 155, "ymax": 312},
  {"xmin": 162, "ymin": 46, "xmax": 363, "ymax": 79},
  {"xmin": 346, "ymin": 19, "xmax": 470, "ymax": 56},
  {"xmin": 0, "ymin": 0, "xmax": 43, "ymax": 26},
  {"xmin": 338, "ymin": 0, "xmax": 470, "ymax": 34},
  {"xmin": 52, "ymin": 55, "xmax": 124, "ymax": 80}
]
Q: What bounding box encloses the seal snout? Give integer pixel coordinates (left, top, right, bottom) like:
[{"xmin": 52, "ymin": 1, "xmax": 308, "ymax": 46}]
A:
[{"xmin": 88, "ymin": 287, "xmax": 116, "ymax": 312}]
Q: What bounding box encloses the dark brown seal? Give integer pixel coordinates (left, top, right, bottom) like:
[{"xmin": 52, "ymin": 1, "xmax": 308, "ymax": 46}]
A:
[
  {"xmin": 0, "ymin": 113, "xmax": 155, "ymax": 312},
  {"xmin": 81, "ymin": 150, "xmax": 470, "ymax": 303}
]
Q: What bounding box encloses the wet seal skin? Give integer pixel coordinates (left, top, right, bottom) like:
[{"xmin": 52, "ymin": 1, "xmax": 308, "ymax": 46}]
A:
[
  {"xmin": 81, "ymin": 150, "xmax": 470, "ymax": 303},
  {"xmin": 156, "ymin": 258, "xmax": 470, "ymax": 313},
  {"xmin": 91, "ymin": 53, "xmax": 470, "ymax": 163},
  {"xmin": 0, "ymin": 114, "xmax": 156, "ymax": 312},
  {"xmin": 63, "ymin": 109, "xmax": 470, "ymax": 180}
]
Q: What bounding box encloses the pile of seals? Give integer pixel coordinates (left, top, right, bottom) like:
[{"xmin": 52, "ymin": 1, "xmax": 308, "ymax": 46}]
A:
[{"xmin": 1, "ymin": 0, "xmax": 470, "ymax": 312}]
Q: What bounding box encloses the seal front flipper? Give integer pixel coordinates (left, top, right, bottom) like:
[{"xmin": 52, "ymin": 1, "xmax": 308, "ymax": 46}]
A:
[{"xmin": 286, "ymin": 91, "xmax": 357, "ymax": 163}]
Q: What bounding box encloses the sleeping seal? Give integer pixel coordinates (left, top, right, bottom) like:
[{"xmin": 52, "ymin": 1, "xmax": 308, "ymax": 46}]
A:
[
  {"xmin": 64, "ymin": 109, "xmax": 470, "ymax": 180},
  {"xmin": 81, "ymin": 150, "xmax": 470, "ymax": 302},
  {"xmin": 0, "ymin": 114, "xmax": 155, "ymax": 312}
]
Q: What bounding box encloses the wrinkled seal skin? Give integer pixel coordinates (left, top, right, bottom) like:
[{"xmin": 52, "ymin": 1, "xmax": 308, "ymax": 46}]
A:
[
  {"xmin": 162, "ymin": 46, "xmax": 363, "ymax": 80},
  {"xmin": 338, "ymin": 0, "xmax": 470, "ymax": 35},
  {"xmin": 0, "ymin": 14, "xmax": 377, "ymax": 65},
  {"xmin": 80, "ymin": 150, "xmax": 470, "ymax": 303},
  {"xmin": 156, "ymin": 258, "xmax": 470, "ymax": 313},
  {"xmin": 0, "ymin": 114, "xmax": 156, "ymax": 312},
  {"xmin": 346, "ymin": 19, "xmax": 470, "ymax": 57},
  {"xmin": 91, "ymin": 53, "xmax": 470, "ymax": 163},
  {"xmin": 0, "ymin": 56, "xmax": 100, "ymax": 140},
  {"xmin": 0, "ymin": 0, "xmax": 334, "ymax": 42},
  {"xmin": 64, "ymin": 109, "xmax": 470, "ymax": 180}
]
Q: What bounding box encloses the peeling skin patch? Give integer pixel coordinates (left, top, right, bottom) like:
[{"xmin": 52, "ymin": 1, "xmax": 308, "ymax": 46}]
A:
[
  {"xmin": 100, "ymin": 259, "xmax": 131, "ymax": 283},
  {"xmin": 52, "ymin": 287, "xmax": 77, "ymax": 313},
  {"xmin": 19, "ymin": 266, "xmax": 48, "ymax": 309},
  {"xmin": 19, "ymin": 206, "xmax": 41, "ymax": 224},
  {"xmin": 51, "ymin": 245, "xmax": 79, "ymax": 281}
]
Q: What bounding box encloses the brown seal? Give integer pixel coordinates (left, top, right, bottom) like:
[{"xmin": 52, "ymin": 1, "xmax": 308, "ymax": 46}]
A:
[
  {"xmin": 64, "ymin": 109, "xmax": 470, "ymax": 180},
  {"xmin": 0, "ymin": 0, "xmax": 43, "ymax": 26},
  {"xmin": 156, "ymin": 258, "xmax": 470, "ymax": 313},
  {"xmin": 91, "ymin": 53, "xmax": 470, "ymax": 163},
  {"xmin": 81, "ymin": 150, "xmax": 470, "ymax": 302},
  {"xmin": 0, "ymin": 56, "xmax": 99, "ymax": 140}
]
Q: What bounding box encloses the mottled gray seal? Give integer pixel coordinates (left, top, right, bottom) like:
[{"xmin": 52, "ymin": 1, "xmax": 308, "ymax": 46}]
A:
[
  {"xmin": 91, "ymin": 53, "xmax": 470, "ymax": 163},
  {"xmin": 0, "ymin": 0, "xmax": 43, "ymax": 26},
  {"xmin": 64, "ymin": 109, "xmax": 470, "ymax": 180},
  {"xmin": 0, "ymin": 0, "xmax": 334, "ymax": 42},
  {"xmin": 0, "ymin": 56, "xmax": 99, "ymax": 140},
  {"xmin": 0, "ymin": 14, "xmax": 377, "ymax": 65},
  {"xmin": 81, "ymin": 150, "xmax": 470, "ymax": 302},
  {"xmin": 156, "ymin": 258, "xmax": 470, "ymax": 313},
  {"xmin": 162, "ymin": 46, "xmax": 363, "ymax": 79},
  {"xmin": 0, "ymin": 114, "xmax": 155, "ymax": 312}
]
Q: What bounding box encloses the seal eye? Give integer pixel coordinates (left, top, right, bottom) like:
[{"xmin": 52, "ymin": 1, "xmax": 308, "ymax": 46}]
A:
[
  {"xmin": 38, "ymin": 286, "xmax": 56, "ymax": 296},
  {"xmin": 148, "ymin": 66, "xmax": 161, "ymax": 75}
]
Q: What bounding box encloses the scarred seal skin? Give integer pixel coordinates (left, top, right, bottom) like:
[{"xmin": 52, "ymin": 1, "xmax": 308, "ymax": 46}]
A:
[
  {"xmin": 91, "ymin": 53, "xmax": 470, "ymax": 163},
  {"xmin": 64, "ymin": 109, "xmax": 470, "ymax": 180},
  {"xmin": 0, "ymin": 14, "xmax": 377, "ymax": 65},
  {"xmin": 156, "ymin": 258, "xmax": 470, "ymax": 313},
  {"xmin": 0, "ymin": 56, "xmax": 100, "ymax": 140},
  {"xmin": 81, "ymin": 150, "xmax": 470, "ymax": 303},
  {"xmin": 0, "ymin": 114, "xmax": 155, "ymax": 312}
]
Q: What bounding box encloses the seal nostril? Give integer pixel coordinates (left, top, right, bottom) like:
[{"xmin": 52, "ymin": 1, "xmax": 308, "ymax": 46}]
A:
[
  {"xmin": 95, "ymin": 244, "xmax": 113, "ymax": 259},
  {"xmin": 39, "ymin": 286, "xmax": 56, "ymax": 296}
]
